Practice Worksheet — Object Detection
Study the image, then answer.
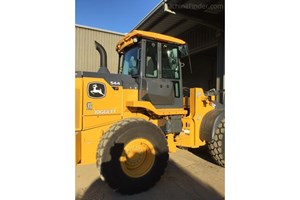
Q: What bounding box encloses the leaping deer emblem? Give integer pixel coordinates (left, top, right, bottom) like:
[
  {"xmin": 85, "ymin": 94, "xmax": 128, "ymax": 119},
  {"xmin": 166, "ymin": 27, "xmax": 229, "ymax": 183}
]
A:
[{"xmin": 90, "ymin": 84, "xmax": 104, "ymax": 95}]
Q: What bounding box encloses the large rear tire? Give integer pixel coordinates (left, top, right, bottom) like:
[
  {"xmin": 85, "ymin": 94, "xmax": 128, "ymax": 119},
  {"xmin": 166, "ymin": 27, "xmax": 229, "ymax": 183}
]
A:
[
  {"xmin": 96, "ymin": 118, "xmax": 169, "ymax": 194},
  {"xmin": 208, "ymin": 118, "xmax": 225, "ymax": 167}
]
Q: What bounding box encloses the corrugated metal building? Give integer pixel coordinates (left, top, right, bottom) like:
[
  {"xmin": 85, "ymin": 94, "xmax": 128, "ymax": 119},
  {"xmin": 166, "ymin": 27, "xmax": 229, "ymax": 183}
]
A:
[{"xmin": 75, "ymin": 25, "xmax": 124, "ymax": 73}]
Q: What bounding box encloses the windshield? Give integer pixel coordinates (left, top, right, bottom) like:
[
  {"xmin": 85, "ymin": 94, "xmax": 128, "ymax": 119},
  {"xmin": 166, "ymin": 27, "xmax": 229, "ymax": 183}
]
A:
[{"xmin": 120, "ymin": 46, "xmax": 139, "ymax": 76}]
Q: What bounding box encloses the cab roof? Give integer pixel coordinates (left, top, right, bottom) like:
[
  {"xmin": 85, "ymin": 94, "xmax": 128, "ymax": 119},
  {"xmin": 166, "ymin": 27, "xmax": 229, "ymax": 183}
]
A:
[{"xmin": 116, "ymin": 30, "xmax": 186, "ymax": 53}]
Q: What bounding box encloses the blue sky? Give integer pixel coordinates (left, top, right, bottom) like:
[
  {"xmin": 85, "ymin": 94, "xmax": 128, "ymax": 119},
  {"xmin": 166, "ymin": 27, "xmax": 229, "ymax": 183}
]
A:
[{"xmin": 76, "ymin": 0, "xmax": 161, "ymax": 33}]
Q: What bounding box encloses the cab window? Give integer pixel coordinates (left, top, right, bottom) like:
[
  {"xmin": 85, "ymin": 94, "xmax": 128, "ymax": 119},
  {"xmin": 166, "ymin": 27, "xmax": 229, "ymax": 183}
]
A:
[
  {"xmin": 145, "ymin": 41, "xmax": 158, "ymax": 78},
  {"xmin": 161, "ymin": 44, "xmax": 180, "ymax": 79}
]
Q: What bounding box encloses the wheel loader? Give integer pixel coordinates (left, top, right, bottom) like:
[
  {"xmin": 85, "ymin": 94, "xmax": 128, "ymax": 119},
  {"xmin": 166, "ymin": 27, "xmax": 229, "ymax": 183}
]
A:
[{"xmin": 75, "ymin": 30, "xmax": 225, "ymax": 194}]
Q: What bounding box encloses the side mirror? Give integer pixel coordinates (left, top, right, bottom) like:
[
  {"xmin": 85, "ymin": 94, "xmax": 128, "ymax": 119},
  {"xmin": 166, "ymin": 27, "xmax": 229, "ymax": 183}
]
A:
[{"xmin": 178, "ymin": 44, "xmax": 189, "ymax": 58}]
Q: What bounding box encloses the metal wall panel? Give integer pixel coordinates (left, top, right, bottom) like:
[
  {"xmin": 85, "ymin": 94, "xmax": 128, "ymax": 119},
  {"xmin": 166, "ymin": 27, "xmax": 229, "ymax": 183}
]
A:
[
  {"xmin": 179, "ymin": 25, "xmax": 218, "ymax": 54},
  {"xmin": 75, "ymin": 25, "xmax": 124, "ymax": 73}
]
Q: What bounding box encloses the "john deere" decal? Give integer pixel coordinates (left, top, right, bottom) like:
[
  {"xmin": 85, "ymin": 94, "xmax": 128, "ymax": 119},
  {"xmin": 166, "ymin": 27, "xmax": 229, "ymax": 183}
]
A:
[{"xmin": 88, "ymin": 82, "xmax": 106, "ymax": 98}]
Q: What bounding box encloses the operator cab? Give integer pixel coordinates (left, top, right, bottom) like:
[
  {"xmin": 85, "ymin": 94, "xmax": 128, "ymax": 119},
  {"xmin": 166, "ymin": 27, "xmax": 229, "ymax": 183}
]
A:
[{"xmin": 117, "ymin": 30, "xmax": 188, "ymax": 108}]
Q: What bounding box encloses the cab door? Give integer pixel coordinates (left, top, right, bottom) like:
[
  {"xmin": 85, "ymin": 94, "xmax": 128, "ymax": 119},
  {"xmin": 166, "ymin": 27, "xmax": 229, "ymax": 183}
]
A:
[{"xmin": 139, "ymin": 39, "xmax": 183, "ymax": 108}]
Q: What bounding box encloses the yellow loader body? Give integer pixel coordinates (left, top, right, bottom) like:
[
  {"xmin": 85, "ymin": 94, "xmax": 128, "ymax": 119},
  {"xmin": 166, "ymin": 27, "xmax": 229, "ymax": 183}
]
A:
[{"xmin": 76, "ymin": 76, "xmax": 214, "ymax": 164}]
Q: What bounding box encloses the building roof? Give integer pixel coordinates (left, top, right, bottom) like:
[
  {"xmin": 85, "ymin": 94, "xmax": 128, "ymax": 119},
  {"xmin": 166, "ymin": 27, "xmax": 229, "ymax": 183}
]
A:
[
  {"xmin": 116, "ymin": 30, "xmax": 186, "ymax": 53},
  {"xmin": 133, "ymin": 0, "xmax": 224, "ymax": 37},
  {"xmin": 75, "ymin": 24, "xmax": 125, "ymax": 36}
]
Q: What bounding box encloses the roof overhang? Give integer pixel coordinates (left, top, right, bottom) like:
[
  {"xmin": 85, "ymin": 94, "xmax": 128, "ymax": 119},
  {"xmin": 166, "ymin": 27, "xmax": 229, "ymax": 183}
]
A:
[{"xmin": 133, "ymin": 0, "xmax": 224, "ymax": 37}]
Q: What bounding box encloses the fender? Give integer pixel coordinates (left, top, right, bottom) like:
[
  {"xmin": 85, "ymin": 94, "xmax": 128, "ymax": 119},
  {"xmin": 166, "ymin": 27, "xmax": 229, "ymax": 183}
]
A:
[{"xmin": 200, "ymin": 106, "xmax": 225, "ymax": 142}]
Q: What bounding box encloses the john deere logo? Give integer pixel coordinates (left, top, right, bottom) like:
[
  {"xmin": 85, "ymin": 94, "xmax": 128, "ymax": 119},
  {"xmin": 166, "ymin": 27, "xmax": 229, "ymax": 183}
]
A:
[{"xmin": 88, "ymin": 82, "xmax": 106, "ymax": 98}]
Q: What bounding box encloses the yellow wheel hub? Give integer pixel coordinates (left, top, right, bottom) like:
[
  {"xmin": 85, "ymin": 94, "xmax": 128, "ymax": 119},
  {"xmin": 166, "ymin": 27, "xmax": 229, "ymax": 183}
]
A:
[{"xmin": 120, "ymin": 138, "xmax": 156, "ymax": 178}]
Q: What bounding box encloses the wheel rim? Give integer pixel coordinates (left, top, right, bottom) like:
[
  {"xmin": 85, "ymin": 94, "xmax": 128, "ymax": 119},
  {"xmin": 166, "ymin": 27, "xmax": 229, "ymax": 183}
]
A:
[{"xmin": 120, "ymin": 138, "xmax": 156, "ymax": 178}]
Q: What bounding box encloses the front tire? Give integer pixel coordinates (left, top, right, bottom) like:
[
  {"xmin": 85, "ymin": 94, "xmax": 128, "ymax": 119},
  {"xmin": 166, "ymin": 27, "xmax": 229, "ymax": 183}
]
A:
[
  {"xmin": 208, "ymin": 118, "xmax": 225, "ymax": 167},
  {"xmin": 96, "ymin": 118, "xmax": 169, "ymax": 194}
]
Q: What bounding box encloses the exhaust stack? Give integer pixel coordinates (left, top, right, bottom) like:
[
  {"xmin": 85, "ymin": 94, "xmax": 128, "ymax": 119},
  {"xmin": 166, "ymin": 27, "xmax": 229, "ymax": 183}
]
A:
[{"xmin": 95, "ymin": 41, "xmax": 110, "ymax": 74}]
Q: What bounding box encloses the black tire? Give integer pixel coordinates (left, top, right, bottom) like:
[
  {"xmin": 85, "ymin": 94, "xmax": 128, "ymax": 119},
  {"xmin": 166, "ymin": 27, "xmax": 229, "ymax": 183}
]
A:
[
  {"xmin": 96, "ymin": 118, "xmax": 169, "ymax": 194},
  {"xmin": 208, "ymin": 118, "xmax": 225, "ymax": 167}
]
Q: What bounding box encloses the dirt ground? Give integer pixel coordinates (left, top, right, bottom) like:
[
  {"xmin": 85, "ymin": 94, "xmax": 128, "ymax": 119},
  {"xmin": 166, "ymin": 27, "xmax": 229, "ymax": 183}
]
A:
[{"xmin": 76, "ymin": 147, "xmax": 224, "ymax": 200}]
